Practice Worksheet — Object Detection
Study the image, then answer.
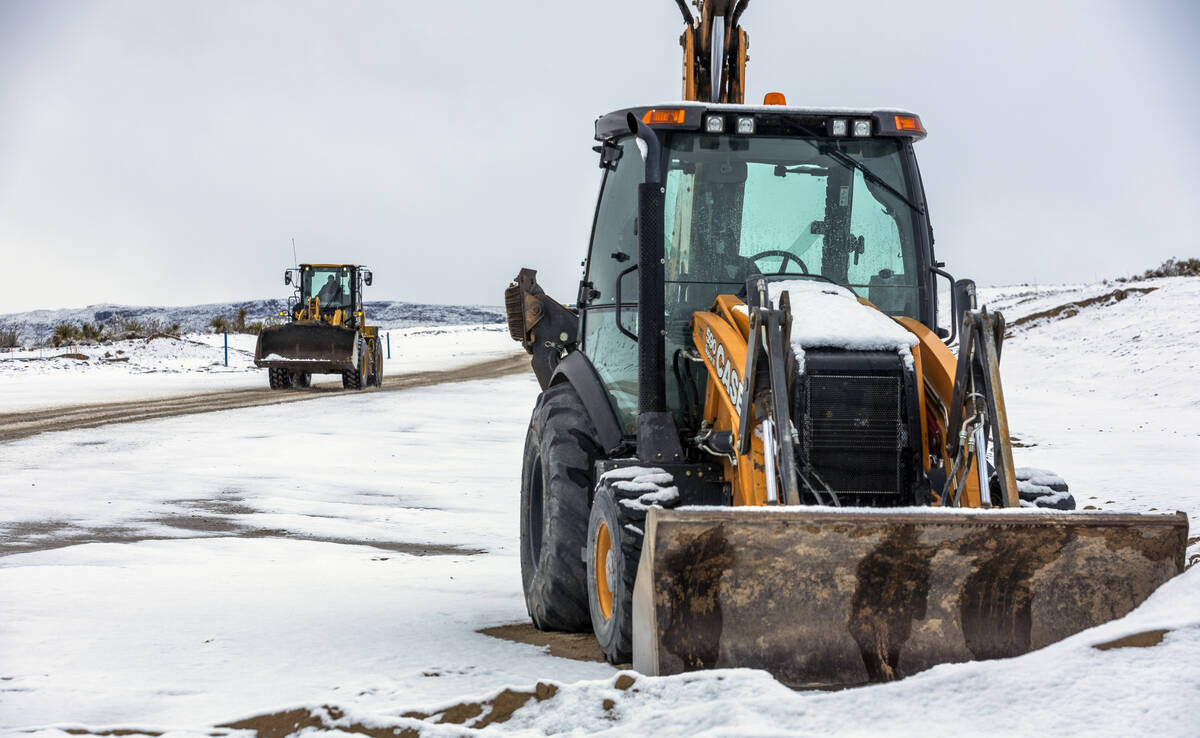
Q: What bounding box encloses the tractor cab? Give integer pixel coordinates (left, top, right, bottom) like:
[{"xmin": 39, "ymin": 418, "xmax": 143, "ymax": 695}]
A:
[{"xmin": 582, "ymin": 102, "xmax": 944, "ymax": 434}]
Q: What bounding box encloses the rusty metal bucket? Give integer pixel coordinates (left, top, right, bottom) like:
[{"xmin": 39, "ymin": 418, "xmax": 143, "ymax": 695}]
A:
[
  {"xmin": 632, "ymin": 507, "xmax": 1187, "ymax": 688},
  {"xmin": 254, "ymin": 322, "xmax": 359, "ymax": 374}
]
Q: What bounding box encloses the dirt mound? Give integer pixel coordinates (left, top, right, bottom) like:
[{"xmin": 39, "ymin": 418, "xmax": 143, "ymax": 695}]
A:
[
  {"xmin": 1006, "ymin": 287, "xmax": 1155, "ymax": 334},
  {"xmin": 218, "ymin": 682, "xmax": 560, "ymax": 737}
]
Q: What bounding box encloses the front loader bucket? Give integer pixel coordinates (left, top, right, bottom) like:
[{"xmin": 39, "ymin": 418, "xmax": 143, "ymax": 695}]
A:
[
  {"xmin": 254, "ymin": 322, "xmax": 358, "ymax": 374},
  {"xmin": 632, "ymin": 508, "xmax": 1187, "ymax": 688}
]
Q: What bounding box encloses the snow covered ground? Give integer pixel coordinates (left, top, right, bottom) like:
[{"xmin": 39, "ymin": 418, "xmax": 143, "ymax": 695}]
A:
[
  {"xmin": 1, "ymin": 278, "xmax": 1198, "ymax": 736},
  {"xmin": 0, "ymin": 324, "xmax": 515, "ymax": 412}
]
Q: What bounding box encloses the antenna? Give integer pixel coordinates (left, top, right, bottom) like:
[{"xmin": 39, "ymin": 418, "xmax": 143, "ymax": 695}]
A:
[{"xmin": 291, "ymin": 237, "xmax": 299, "ymax": 269}]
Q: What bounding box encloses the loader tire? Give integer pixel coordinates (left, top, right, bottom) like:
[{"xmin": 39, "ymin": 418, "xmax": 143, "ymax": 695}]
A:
[
  {"xmin": 372, "ymin": 339, "xmax": 384, "ymax": 387},
  {"xmin": 587, "ymin": 469, "xmax": 679, "ymax": 664},
  {"xmin": 268, "ymin": 368, "xmax": 292, "ymax": 390},
  {"xmin": 520, "ymin": 382, "xmax": 600, "ymax": 632},
  {"xmin": 990, "ymin": 467, "xmax": 1076, "ymax": 510},
  {"xmin": 342, "ymin": 338, "xmax": 365, "ymax": 390},
  {"xmin": 586, "ymin": 483, "xmax": 638, "ymax": 664},
  {"xmin": 290, "ymin": 371, "xmax": 311, "ymax": 388}
]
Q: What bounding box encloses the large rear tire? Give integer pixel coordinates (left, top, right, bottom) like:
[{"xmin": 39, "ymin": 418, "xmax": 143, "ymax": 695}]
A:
[
  {"xmin": 586, "ymin": 468, "xmax": 678, "ymax": 664},
  {"xmin": 373, "ymin": 339, "xmax": 384, "ymax": 387},
  {"xmin": 520, "ymin": 383, "xmax": 600, "ymax": 632}
]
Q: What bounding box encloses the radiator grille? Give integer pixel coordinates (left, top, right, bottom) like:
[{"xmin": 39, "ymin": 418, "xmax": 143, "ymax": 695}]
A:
[{"xmin": 804, "ymin": 374, "xmax": 902, "ymax": 495}]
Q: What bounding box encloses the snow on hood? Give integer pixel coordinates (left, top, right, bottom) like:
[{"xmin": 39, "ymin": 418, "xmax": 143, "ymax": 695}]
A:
[{"xmin": 762, "ymin": 280, "xmax": 917, "ymax": 371}]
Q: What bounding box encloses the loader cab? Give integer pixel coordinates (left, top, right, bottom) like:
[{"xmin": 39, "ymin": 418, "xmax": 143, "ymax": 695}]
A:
[
  {"xmin": 295, "ymin": 264, "xmax": 363, "ymax": 327},
  {"xmin": 581, "ymin": 104, "xmax": 938, "ymax": 434}
]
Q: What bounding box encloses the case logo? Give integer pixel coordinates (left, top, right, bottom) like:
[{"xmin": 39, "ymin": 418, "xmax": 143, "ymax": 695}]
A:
[{"xmin": 704, "ymin": 326, "xmax": 744, "ymax": 415}]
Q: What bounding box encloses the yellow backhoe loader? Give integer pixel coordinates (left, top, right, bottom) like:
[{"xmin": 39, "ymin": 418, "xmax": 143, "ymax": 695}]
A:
[
  {"xmin": 254, "ymin": 263, "xmax": 383, "ymax": 390},
  {"xmin": 504, "ymin": 1, "xmax": 1186, "ymax": 688}
]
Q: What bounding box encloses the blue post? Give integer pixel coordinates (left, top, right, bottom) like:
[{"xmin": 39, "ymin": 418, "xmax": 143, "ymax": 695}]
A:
[
  {"xmin": 386, "ymin": 332, "xmax": 391, "ymax": 359},
  {"xmin": 224, "ymin": 332, "xmax": 228, "ymax": 367}
]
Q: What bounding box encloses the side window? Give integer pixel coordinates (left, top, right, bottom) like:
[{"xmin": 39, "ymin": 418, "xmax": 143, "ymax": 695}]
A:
[
  {"xmin": 847, "ymin": 171, "xmax": 904, "ymax": 284},
  {"xmin": 847, "ymin": 171, "xmax": 917, "ymax": 316},
  {"xmin": 585, "ymin": 138, "xmax": 641, "ymax": 304}
]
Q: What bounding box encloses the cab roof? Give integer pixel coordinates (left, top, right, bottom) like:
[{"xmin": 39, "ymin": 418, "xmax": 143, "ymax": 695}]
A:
[{"xmin": 594, "ymin": 102, "xmax": 926, "ymax": 142}]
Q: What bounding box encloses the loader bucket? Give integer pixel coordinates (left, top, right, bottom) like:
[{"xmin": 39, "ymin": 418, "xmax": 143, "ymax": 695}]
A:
[
  {"xmin": 254, "ymin": 322, "xmax": 359, "ymax": 374},
  {"xmin": 632, "ymin": 507, "xmax": 1187, "ymax": 688}
]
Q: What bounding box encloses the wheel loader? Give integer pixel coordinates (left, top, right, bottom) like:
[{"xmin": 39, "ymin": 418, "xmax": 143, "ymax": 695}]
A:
[
  {"xmin": 254, "ymin": 263, "xmax": 383, "ymax": 390},
  {"xmin": 505, "ymin": 1, "xmax": 1187, "ymax": 688}
]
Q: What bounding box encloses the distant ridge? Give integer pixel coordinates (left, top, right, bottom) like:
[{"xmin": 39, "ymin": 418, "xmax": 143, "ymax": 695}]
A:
[{"xmin": 0, "ymin": 300, "xmax": 504, "ymax": 343}]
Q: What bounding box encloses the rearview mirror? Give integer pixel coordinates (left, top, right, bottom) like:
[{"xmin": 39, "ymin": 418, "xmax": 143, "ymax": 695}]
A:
[
  {"xmin": 363, "ymin": 270, "xmax": 373, "ymax": 286},
  {"xmin": 284, "ymin": 270, "xmax": 292, "ymax": 285}
]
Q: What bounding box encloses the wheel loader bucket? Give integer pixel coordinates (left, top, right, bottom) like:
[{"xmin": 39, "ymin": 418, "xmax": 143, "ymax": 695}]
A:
[
  {"xmin": 254, "ymin": 322, "xmax": 359, "ymax": 374},
  {"xmin": 632, "ymin": 507, "xmax": 1187, "ymax": 688}
]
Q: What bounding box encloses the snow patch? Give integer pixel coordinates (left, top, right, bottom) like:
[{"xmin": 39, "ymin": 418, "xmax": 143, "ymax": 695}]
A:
[
  {"xmin": 764, "ymin": 280, "xmax": 918, "ymax": 372},
  {"xmin": 618, "ymin": 487, "xmax": 680, "ymax": 511}
]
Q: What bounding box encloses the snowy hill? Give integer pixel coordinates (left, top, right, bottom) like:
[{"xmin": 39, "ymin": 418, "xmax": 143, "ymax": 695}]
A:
[{"xmin": 0, "ymin": 299, "xmax": 504, "ymax": 344}]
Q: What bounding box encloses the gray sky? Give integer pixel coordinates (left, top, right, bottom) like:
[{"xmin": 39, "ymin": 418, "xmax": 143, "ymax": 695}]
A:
[{"xmin": 2, "ymin": 0, "xmax": 1197, "ymax": 313}]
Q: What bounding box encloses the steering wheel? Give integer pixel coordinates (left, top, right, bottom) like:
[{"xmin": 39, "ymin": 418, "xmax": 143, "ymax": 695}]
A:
[{"xmin": 750, "ymin": 250, "xmax": 808, "ymax": 275}]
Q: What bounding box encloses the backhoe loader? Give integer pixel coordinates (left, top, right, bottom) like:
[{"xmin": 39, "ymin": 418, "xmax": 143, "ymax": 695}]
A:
[
  {"xmin": 505, "ymin": 1, "xmax": 1187, "ymax": 687},
  {"xmin": 254, "ymin": 263, "xmax": 382, "ymax": 390}
]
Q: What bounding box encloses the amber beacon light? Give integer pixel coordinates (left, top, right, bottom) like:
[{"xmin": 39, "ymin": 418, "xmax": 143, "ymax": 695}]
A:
[
  {"xmin": 893, "ymin": 114, "xmax": 925, "ymax": 133},
  {"xmin": 642, "ymin": 108, "xmax": 687, "ymax": 125}
]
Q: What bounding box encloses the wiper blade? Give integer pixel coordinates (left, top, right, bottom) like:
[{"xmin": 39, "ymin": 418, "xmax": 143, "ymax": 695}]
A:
[{"xmin": 783, "ymin": 121, "xmax": 925, "ymax": 215}]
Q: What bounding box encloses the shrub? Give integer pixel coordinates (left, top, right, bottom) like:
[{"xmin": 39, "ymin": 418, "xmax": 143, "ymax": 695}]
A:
[
  {"xmin": 80, "ymin": 322, "xmax": 108, "ymax": 342},
  {"xmin": 51, "ymin": 322, "xmax": 82, "ymax": 347},
  {"xmin": 1135, "ymin": 257, "xmax": 1200, "ymax": 281},
  {"xmin": 0, "ymin": 324, "xmax": 19, "ymax": 348},
  {"xmin": 210, "ymin": 316, "xmax": 228, "ymax": 333},
  {"xmin": 119, "ymin": 318, "xmax": 146, "ymax": 336}
]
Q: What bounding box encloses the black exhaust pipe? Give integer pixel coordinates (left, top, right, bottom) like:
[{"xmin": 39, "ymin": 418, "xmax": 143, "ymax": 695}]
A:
[
  {"xmin": 627, "ymin": 113, "xmax": 683, "ymax": 462},
  {"xmin": 628, "ymin": 113, "xmax": 665, "ymax": 417}
]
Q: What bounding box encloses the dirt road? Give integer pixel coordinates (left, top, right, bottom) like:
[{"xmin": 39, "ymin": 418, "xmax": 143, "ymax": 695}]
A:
[{"xmin": 0, "ymin": 353, "xmax": 530, "ymax": 443}]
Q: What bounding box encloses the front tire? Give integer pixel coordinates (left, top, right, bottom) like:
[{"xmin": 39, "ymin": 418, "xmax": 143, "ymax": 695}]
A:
[
  {"xmin": 342, "ymin": 338, "xmax": 365, "ymax": 390},
  {"xmin": 990, "ymin": 467, "xmax": 1076, "ymax": 509},
  {"xmin": 586, "ymin": 468, "xmax": 678, "ymax": 664},
  {"xmin": 268, "ymin": 368, "xmax": 292, "ymax": 390},
  {"xmin": 520, "ymin": 383, "xmax": 600, "ymax": 632}
]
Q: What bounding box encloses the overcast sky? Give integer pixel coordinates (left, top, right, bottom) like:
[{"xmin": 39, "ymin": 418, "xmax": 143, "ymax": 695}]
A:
[{"xmin": 1, "ymin": 0, "xmax": 1197, "ymax": 313}]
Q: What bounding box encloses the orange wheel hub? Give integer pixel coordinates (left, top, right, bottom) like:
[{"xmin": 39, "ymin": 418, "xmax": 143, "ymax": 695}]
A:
[{"xmin": 594, "ymin": 521, "xmax": 614, "ymax": 620}]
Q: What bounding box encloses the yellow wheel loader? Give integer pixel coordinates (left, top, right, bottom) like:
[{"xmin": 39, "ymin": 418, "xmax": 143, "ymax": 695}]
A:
[
  {"xmin": 505, "ymin": 1, "xmax": 1187, "ymax": 688},
  {"xmin": 254, "ymin": 264, "xmax": 383, "ymax": 390}
]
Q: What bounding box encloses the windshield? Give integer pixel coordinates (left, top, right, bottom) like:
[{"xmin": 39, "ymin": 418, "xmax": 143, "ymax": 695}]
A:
[
  {"xmin": 301, "ymin": 266, "xmax": 353, "ymax": 310},
  {"xmin": 663, "ymin": 134, "xmax": 922, "ymax": 325}
]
